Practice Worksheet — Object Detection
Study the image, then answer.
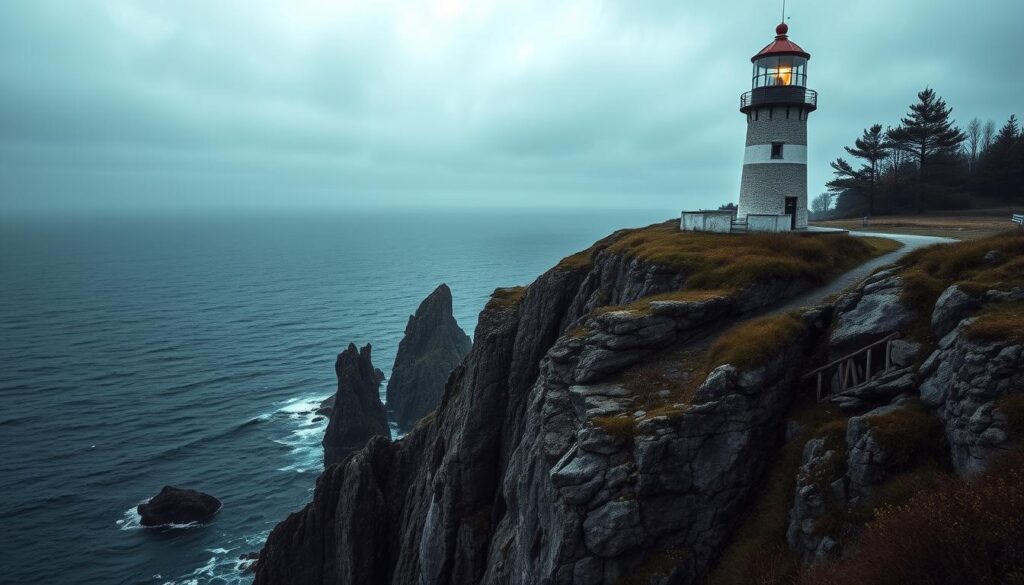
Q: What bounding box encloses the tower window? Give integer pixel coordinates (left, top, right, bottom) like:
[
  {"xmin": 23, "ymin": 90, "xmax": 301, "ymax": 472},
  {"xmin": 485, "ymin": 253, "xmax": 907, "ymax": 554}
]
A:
[{"xmin": 771, "ymin": 142, "xmax": 784, "ymax": 159}]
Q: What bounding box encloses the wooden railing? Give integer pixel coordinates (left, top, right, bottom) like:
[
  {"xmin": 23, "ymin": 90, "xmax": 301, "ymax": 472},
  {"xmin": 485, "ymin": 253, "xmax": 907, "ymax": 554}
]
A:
[{"xmin": 801, "ymin": 332, "xmax": 901, "ymax": 401}]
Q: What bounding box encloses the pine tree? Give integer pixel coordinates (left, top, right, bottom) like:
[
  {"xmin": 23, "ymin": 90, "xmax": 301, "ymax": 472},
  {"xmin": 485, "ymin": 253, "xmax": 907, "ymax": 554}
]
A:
[
  {"xmin": 979, "ymin": 115, "xmax": 1023, "ymax": 202},
  {"xmin": 887, "ymin": 88, "xmax": 965, "ymax": 212},
  {"xmin": 826, "ymin": 124, "xmax": 890, "ymax": 215}
]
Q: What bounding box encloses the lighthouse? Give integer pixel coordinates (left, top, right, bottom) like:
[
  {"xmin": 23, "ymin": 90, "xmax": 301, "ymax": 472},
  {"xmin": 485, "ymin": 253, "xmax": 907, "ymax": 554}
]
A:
[{"xmin": 736, "ymin": 22, "xmax": 817, "ymax": 230}]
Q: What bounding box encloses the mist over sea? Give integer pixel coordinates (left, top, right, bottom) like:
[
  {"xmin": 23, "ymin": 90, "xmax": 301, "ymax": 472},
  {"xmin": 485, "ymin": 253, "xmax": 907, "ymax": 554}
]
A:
[{"xmin": 0, "ymin": 208, "xmax": 670, "ymax": 585}]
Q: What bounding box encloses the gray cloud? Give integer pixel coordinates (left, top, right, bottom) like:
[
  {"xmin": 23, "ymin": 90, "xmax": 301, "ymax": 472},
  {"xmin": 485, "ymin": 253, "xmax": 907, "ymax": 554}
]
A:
[{"xmin": 1, "ymin": 0, "xmax": 1021, "ymax": 214}]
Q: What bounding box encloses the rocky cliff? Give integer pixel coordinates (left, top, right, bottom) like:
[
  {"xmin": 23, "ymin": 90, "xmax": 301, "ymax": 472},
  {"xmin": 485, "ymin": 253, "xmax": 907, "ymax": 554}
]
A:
[
  {"xmin": 257, "ymin": 227, "xmax": 1024, "ymax": 585},
  {"xmin": 386, "ymin": 284, "xmax": 472, "ymax": 430},
  {"xmin": 256, "ymin": 224, "xmax": 841, "ymax": 585},
  {"xmin": 322, "ymin": 343, "xmax": 390, "ymax": 467}
]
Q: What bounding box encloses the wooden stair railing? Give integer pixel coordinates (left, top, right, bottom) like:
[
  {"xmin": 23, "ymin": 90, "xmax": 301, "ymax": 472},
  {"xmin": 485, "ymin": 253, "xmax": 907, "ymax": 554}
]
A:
[{"xmin": 801, "ymin": 332, "xmax": 902, "ymax": 402}]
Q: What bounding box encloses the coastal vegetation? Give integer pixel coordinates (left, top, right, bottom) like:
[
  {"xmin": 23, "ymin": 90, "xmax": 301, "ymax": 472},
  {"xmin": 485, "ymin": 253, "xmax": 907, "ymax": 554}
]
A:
[
  {"xmin": 485, "ymin": 286, "xmax": 526, "ymax": 310},
  {"xmin": 798, "ymin": 450, "xmax": 1024, "ymax": 585},
  {"xmin": 706, "ymin": 313, "xmax": 806, "ymax": 371},
  {"xmin": 815, "ymin": 88, "xmax": 1023, "ymax": 218},
  {"xmin": 558, "ymin": 221, "xmax": 900, "ymax": 307},
  {"xmin": 899, "ymin": 231, "xmax": 1024, "ymax": 340}
]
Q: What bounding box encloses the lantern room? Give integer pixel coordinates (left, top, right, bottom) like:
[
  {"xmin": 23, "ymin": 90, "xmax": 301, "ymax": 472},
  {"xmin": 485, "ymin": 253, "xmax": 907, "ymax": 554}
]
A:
[
  {"xmin": 751, "ymin": 23, "xmax": 809, "ymax": 88},
  {"xmin": 741, "ymin": 23, "xmax": 816, "ymax": 113}
]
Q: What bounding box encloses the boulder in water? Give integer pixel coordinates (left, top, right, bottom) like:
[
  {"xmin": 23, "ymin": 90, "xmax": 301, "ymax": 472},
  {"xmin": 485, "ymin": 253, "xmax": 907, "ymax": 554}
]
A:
[{"xmin": 137, "ymin": 486, "xmax": 221, "ymax": 527}]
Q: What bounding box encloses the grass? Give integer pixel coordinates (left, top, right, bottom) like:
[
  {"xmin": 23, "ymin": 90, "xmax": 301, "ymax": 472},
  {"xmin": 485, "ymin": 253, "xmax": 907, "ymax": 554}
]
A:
[
  {"xmin": 485, "ymin": 286, "xmax": 526, "ymax": 311},
  {"xmin": 590, "ymin": 415, "xmax": 636, "ymax": 446},
  {"xmin": 593, "ymin": 313, "xmax": 809, "ymax": 440},
  {"xmin": 706, "ymin": 313, "xmax": 807, "ymax": 372},
  {"xmin": 555, "ymin": 249, "xmax": 595, "ymax": 271},
  {"xmin": 602, "ymin": 221, "xmax": 883, "ymax": 294},
  {"xmin": 813, "ymin": 210, "xmax": 1017, "ymax": 240},
  {"xmin": 965, "ymin": 300, "xmax": 1024, "ymax": 343},
  {"xmin": 591, "ymin": 347, "xmax": 707, "ymax": 440},
  {"xmin": 898, "ymin": 231, "xmax": 1024, "ymax": 341}
]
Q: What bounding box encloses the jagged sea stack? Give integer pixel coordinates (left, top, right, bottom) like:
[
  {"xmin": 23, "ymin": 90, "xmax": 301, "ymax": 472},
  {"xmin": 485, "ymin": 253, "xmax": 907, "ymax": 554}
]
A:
[
  {"xmin": 737, "ymin": 22, "xmax": 817, "ymax": 230},
  {"xmin": 322, "ymin": 343, "xmax": 390, "ymax": 466},
  {"xmin": 386, "ymin": 284, "xmax": 472, "ymax": 430}
]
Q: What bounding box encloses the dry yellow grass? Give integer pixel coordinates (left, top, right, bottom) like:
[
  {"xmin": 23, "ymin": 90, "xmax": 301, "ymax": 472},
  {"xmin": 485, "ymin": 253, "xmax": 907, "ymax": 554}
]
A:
[
  {"xmin": 603, "ymin": 222, "xmax": 878, "ymax": 295},
  {"xmin": 814, "ymin": 211, "xmax": 1017, "ymax": 240},
  {"xmin": 899, "ymin": 231, "xmax": 1024, "ymax": 340},
  {"xmin": 485, "ymin": 286, "xmax": 526, "ymax": 311},
  {"xmin": 706, "ymin": 313, "xmax": 807, "ymax": 371},
  {"xmin": 965, "ymin": 301, "xmax": 1024, "ymax": 343},
  {"xmin": 555, "ymin": 249, "xmax": 594, "ymax": 271}
]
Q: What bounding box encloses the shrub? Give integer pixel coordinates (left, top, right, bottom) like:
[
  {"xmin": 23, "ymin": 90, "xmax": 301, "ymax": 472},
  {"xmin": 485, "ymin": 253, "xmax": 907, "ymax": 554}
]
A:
[
  {"xmin": 797, "ymin": 448, "xmax": 1024, "ymax": 585},
  {"xmin": 706, "ymin": 313, "xmax": 806, "ymax": 371}
]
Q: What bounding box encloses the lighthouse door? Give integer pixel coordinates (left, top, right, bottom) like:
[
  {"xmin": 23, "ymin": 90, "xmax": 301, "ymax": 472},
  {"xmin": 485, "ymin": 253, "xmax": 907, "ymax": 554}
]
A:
[{"xmin": 784, "ymin": 197, "xmax": 798, "ymax": 230}]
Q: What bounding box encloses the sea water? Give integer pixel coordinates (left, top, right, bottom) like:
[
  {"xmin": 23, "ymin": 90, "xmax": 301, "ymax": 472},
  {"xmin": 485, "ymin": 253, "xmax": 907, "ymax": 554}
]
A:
[{"xmin": 0, "ymin": 208, "xmax": 670, "ymax": 585}]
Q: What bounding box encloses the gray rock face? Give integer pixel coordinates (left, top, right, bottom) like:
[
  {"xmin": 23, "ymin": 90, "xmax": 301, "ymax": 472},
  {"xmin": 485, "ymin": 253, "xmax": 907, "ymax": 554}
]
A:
[
  {"xmin": 930, "ymin": 285, "xmax": 979, "ymax": 339},
  {"xmin": 484, "ymin": 310, "xmax": 819, "ymax": 585},
  {"xmin": 786, "ymin": 402, "xmax": 916, "ymax": 560},
  {"xmin": 386, "ymin": 284, "xmax": 472, "ymax": 429},
  {"xmin": 919, "ymin": 319, "xmax": 1024, "ymax": 475},
  {"xmin": 254, "ymin": 227, "xmax": 833, "ymax": 585},
  {"xmin": 787, "ymin": 437, "xmax": 846, "ymax": 559},
  {"xmin": 829, "ymin": 273, "xmax": 915, "ymax": 353},
  {"xmin": 846, "ymin": 403, "xmax": 905, "ymax": 502},
  {"xmin": 322, "ymin": 343, "xmax": 390, "ymax": 467}
]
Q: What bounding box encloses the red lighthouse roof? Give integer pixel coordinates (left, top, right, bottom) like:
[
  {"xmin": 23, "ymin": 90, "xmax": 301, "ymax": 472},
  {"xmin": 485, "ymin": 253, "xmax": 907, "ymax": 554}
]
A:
[{"xmin": 752, "ymin": 22, "xmax": 810, "ymax": 62}]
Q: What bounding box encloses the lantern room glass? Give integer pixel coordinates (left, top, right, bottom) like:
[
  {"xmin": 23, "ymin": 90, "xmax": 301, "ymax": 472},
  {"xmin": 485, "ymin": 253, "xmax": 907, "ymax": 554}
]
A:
[{"xmin": 752, "ymin": 56, "xmax": 807, "ymax": 88}]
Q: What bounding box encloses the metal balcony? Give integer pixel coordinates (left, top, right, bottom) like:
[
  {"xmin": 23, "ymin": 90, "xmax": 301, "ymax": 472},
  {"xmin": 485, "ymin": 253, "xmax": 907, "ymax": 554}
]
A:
[{"xmin": 740, "ymin": 87, "xmax": 817, "ymax": 113}]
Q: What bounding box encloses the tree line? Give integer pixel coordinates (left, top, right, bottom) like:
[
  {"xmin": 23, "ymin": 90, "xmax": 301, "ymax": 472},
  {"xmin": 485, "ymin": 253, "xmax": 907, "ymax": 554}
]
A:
[{"xmin": 811, "ymin": 88, "xmax": 1023, "ymax": 218}]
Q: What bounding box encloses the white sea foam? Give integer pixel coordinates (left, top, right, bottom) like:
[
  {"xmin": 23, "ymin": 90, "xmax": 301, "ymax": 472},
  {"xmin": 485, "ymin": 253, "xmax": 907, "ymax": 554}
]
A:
[
  {"xmin": 164, "ymin": 531, "xmax": 271, "ymax": 585},
  {"xmin": 270, "ymin": 393, "xmax": 331, "ymax": 473},
  {"xmin": 116, "ymin": 500, "xmax": 147, "ymax": 531}
]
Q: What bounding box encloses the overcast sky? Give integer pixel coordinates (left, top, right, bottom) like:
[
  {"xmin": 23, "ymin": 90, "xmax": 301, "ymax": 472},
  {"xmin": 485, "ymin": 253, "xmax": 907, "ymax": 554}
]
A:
[{"xmin": 1, "ymin": 0, "xmax": 1021, "ymax": 215}]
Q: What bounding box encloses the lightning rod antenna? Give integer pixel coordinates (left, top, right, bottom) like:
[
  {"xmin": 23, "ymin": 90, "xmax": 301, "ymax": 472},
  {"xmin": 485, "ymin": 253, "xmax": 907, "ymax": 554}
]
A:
[{"xmin": 782, "ymin": 0, "xmax": 786, "ymax": 24}]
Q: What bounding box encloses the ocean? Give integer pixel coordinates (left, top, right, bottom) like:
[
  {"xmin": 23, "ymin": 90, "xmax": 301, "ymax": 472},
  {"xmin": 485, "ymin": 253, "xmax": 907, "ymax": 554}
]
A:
[{"xmin": 0, "ymin": 208, "xmax": 671, "ymax": 585}]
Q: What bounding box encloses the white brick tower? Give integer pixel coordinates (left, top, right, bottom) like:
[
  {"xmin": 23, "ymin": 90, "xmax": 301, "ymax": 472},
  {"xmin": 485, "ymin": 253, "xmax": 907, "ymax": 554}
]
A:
[{"xmin": 737, "ymin": 22, "xmax": 817, "ymax": 230}]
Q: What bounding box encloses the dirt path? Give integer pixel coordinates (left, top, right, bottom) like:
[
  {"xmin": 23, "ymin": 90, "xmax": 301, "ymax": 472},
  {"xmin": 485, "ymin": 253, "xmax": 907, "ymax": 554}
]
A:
[{"xmin": 770, "ymin": 231, "xmax": 954, "ymax": 315}]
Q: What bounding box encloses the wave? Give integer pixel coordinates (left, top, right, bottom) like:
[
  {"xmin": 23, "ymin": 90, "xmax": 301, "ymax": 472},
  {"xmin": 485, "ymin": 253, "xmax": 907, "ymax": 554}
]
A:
[
  {"xmin": 162, "ymin": 533, "xmax": 269, "ymax": 585},
  {"xmin": 271, "ymin": 395, "xmax": 330, "ymax": 473}
]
